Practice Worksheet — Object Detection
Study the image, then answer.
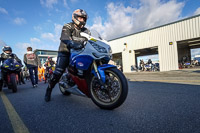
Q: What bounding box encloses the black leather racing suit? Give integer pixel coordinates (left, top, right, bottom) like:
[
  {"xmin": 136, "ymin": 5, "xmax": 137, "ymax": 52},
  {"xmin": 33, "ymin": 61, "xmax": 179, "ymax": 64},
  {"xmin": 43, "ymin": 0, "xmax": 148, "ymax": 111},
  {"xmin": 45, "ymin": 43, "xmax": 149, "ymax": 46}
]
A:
[
  {"xmin": 0, "ymin": 53, "xmax": 22, "ymax": 64},
  {"xmin": 47, "ymin": 22, "xmax": 90, "ymax": 92}
]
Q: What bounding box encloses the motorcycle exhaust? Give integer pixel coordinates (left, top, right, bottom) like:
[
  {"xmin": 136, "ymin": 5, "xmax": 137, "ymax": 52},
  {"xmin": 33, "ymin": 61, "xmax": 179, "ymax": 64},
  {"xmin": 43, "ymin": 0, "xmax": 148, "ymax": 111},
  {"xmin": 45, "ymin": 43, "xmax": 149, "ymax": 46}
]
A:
[{"xmin": 59, "ymin": 82, "xmax": 86, "ymax": 97}]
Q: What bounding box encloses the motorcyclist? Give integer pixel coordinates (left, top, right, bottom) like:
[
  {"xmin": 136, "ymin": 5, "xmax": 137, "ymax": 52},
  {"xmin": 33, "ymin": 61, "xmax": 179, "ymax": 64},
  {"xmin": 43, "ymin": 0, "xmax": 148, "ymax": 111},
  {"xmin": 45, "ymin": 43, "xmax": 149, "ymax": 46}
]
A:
[
  {"xmin": 139, "ymin": 59, "xmax": 145, "ymax": 71},
  {"xmin": 147, "ymin": 59, "xmax": 152, "ymax": 65},
  {"xmin": 0, "ymin": 46, "xmax": 23, "ymax": 91},
  {"xmin": 45, "ymin": 9, "xmax": 90, "ymax": 102},
  {"xmin": 147, "ymin": 59, "xmax": 154, "ymax": 71},
  {"xmin": 44, "ymin": 57, "xmax": 56, "ymax": 83}
]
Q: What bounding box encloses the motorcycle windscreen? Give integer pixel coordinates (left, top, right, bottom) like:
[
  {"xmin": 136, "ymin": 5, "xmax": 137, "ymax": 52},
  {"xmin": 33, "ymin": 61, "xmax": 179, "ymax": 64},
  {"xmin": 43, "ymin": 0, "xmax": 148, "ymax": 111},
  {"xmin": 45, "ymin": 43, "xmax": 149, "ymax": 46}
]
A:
[
  {"xmin": 75, "ymin": 55, "xmax": 93, "ymax": 70},
  {"xmin": 2, "ymin": 58, "xmax": 21, "ymax": 69},
  {"xmin": 3, "ymin": 58, "xmax": 13, "ymax": 66}
]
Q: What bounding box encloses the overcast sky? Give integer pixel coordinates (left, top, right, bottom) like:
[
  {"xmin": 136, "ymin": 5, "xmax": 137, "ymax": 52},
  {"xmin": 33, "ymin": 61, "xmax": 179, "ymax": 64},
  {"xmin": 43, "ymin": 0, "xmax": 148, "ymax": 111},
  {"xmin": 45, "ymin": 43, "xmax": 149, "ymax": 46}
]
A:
[{"xmin": 0, "ymin": 0, "xmax": 200, "ymax": 60}]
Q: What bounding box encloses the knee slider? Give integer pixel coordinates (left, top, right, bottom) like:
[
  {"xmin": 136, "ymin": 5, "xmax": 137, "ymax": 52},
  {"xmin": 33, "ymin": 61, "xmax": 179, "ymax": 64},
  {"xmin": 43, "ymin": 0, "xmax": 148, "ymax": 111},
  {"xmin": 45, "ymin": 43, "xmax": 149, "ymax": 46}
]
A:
[
  {"xmin": 54, "ymin": 68, "xmax": 65, "ymax": 76},
  {"xmin": 48, "ymin": 73, "xmax": 62, "ymax": 89},
  {"xmin": 50, "ymin": 73, "xmax": 60, "ymax": 82},
  {"xmin": 50, "ymin": 67, "xmax": 64, "ymax": 83}
]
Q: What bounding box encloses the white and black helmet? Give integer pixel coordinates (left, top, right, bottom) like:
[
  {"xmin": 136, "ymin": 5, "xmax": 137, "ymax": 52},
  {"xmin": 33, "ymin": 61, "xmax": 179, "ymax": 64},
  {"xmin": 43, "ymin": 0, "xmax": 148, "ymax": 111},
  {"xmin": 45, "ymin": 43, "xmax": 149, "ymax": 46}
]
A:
[
  {"xmin": 72, "ymin": 9, "xmax": 88, "ymax": 28},
  {"xmin": 2, "ymin": 46, "xmax": 12, "ymax": 55}
]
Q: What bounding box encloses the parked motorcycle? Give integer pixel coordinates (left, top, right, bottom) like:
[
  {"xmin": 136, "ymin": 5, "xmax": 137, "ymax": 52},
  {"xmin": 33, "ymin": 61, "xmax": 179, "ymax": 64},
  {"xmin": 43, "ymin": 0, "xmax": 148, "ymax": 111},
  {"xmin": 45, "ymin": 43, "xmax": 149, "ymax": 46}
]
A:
[
  {"xmin": 0, "ymin": 58, "xmax": 22, "ymax": 92},
  {"xmin": 154, "ymin": 63, "xmax": 160, "ymax": 71},
  {"xmin": 144, "ymin": 63, "xmax": 152, "ymax": 71},
  {"xmin": 45, "ymin": 66, "xmax": 55, "ymax": 83},
  {"xmin": 59, "ymin": 31, "xmax": 128, "ymax": 110},
  {"xmin": 183, "ymin": 61, "xmax": 191, "ymax": 68}
]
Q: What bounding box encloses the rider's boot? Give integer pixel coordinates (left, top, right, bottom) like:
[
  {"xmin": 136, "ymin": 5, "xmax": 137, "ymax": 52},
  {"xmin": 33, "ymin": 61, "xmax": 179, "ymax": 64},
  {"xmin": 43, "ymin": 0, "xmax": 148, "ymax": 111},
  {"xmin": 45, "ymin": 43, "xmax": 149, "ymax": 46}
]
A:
[
  {"xmin": 44, "ymin": 73, "xmax": 60, "ymax": 102},
  {"xmin": 45, "ymin": 53, "xmax": 69, "ymax": 102}
]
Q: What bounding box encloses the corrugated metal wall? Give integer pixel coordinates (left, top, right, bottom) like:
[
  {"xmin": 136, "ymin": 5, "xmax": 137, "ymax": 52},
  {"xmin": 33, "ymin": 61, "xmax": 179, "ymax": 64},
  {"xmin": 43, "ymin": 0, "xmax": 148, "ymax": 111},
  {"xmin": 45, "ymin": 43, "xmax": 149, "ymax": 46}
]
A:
[{"xmin": 108, "ymin": 15, "xmax": 200, "ymax": 72}]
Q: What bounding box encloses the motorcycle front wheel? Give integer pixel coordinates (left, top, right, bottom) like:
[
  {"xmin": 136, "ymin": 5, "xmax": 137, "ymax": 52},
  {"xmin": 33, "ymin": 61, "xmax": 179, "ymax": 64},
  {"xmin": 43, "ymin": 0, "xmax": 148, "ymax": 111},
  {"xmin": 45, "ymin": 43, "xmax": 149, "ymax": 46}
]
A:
[
  {"xmin": 8, "ymin": 74, "xmax": 17, "ymax": 93},
  {"xmin": 90, "ymin": 67, "xmax": 128, "ymax": 110}
]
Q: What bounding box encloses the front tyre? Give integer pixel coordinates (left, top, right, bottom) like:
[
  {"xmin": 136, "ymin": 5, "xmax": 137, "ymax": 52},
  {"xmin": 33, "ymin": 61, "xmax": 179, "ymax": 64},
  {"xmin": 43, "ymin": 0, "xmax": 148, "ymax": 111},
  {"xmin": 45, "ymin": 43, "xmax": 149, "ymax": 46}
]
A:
[
  {"xmin": 9, "ymin": 74, "xmax": 17, "ymax": 93},
  {"xmin": 90, "ymin": 68, "xmax": 128, "ymax": 110}
]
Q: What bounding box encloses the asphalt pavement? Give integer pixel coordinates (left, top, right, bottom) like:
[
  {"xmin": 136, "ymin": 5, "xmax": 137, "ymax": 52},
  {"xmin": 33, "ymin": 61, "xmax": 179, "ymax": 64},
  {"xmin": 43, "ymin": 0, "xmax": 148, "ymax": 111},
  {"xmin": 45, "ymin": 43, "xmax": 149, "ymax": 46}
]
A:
[
  {"xmin": 0, "ymin": 69, "xmax": 200, "ymax": 133},
  {"xmin": 124, "ymin": 68, "xmax": 200, "ymax": 85}
]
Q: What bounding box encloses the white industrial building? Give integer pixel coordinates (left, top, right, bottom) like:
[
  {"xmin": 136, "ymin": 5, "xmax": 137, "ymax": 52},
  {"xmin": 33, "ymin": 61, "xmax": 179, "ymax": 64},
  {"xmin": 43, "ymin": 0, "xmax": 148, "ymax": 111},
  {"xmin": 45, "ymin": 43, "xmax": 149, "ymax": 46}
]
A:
[{"xmin": 108, "ymin": 14, "xmax": 200, "ymax": 72}]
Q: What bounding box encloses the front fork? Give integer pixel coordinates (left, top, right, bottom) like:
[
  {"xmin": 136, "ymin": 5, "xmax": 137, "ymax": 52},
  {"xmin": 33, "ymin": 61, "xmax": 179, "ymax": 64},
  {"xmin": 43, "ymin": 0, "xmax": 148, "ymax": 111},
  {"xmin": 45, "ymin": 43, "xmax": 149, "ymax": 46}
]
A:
[
  {"xmin": 92, "ymin": 61, "xmax": 114, "ymax": 101},
  {"xmin": 93, "ymin": 61, "xmax": 102, "ymax": 82},
  {"xmin": 92, "ymin": 62, "xmax": 108, "ymax": 95},
  {"xmin": 92, "ymin": 60, "xmax": 117, "ymax": 84}
]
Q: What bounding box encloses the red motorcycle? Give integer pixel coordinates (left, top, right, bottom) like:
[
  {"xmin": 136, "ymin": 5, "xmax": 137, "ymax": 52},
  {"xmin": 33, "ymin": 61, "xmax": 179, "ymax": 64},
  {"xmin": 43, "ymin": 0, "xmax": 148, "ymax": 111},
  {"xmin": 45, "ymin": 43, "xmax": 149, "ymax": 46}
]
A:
[
  {"xmin": 0, "ymin": 58, "xmax": 22, "ymax": 92},
  {"xmin": 45, "ymin": 66, "xmax": 54, "ymax": 83}
]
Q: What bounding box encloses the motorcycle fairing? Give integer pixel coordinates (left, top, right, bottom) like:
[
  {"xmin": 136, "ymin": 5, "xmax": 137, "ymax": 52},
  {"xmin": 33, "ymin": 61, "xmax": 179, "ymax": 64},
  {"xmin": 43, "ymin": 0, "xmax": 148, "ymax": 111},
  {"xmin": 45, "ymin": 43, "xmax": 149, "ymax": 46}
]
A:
[
  {"xmin": 1, "ymin": 58, "xmax": 22, "ymax": 72},
  {"xmin": 70, "ymin": 74, "xmax": 90, "ymax": 97},
  {"xmin": 71, "ymin": 55, "xmax": 93, "ymax": 70},
  {"xmin": 92, "ymin": 64, "xmax": 116, "ymax": 83}
]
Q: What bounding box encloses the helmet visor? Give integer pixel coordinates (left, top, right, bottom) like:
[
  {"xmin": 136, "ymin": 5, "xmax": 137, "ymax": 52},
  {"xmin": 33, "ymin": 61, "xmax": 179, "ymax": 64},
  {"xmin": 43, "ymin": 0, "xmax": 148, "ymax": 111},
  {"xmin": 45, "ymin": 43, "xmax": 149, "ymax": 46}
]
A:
[{"xmin": 5, "ymin": 50, "xmax": 11, "ymax": 54}]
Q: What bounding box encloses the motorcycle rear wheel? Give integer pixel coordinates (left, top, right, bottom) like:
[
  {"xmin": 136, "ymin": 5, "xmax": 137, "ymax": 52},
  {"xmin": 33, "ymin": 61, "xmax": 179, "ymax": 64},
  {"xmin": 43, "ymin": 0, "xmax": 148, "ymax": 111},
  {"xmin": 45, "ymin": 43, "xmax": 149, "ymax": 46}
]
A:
[{"xmin": 90, "ymin": 67, "xmax": 128, "ymax": 110}]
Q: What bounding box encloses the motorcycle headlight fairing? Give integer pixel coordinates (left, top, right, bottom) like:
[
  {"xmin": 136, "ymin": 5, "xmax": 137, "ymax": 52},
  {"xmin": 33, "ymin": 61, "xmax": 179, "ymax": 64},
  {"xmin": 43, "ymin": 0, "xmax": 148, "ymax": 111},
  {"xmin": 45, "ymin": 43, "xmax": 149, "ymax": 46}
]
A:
[
  {"xmin": 89, "ymin": 41, "xmax": 107, "ymax": 53},
  {"xmin": 108, "ymin": 47, "xmax": 112, "ymax": 54}
]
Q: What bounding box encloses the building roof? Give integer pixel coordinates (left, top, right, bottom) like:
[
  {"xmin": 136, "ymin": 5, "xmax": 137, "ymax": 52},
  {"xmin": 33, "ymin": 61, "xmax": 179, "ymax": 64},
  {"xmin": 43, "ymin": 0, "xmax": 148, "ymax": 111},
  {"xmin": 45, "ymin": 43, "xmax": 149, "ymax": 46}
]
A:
[
  {"xmin": 34, "ymin": 49, "xmax": 58, "ymax": 52},
  {"xmin": 108, "ymin": 14, "xmax": 200, "ymax": 41}
]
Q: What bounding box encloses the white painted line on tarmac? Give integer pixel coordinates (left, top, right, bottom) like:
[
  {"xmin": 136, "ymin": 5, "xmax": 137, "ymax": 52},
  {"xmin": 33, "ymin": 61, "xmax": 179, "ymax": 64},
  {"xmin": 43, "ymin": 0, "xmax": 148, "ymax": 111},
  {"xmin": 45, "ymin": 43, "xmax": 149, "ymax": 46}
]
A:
[
  {"xmin": 0, "ymin": 91, "xmax": 30, "ymax": 133},
  {"xmin": 129, "ymin": 79, "xmax": 200, "ymax": 84},
  {"xmin": 131, "ymin": 80, "xmax": 200, "ymax": 82}
]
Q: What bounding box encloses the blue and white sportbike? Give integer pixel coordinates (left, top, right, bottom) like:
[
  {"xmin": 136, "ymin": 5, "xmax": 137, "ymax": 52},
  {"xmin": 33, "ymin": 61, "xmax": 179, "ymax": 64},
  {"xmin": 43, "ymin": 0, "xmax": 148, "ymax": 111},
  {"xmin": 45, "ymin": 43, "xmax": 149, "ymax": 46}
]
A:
[{"xmin": 59, "ymin": 31, "xmax": 128, "ymax": 110}]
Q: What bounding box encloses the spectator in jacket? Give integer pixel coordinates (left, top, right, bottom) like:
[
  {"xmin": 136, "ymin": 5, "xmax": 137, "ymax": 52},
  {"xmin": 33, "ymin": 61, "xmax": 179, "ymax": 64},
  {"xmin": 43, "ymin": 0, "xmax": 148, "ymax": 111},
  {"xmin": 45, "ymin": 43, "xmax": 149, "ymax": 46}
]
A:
[{"xmin": 23, "ymin": 47, "xmax": 41, "ymax": 88}]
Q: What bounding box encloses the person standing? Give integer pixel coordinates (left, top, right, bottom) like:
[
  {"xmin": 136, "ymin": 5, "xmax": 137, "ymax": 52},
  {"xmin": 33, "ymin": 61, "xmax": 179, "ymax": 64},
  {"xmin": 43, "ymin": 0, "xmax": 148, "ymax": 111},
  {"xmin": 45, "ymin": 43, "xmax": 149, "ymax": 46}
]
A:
[
  {"xmin": 38, "ymin": 66, "xmax": 45, "ymax": 82},
  {"xmin": 23, "ymin": 47, "xmax": 41, "ymax": 88},
  {"xmin": 141, "ymin": 59, "xmax": 145, "ymax": 71}
]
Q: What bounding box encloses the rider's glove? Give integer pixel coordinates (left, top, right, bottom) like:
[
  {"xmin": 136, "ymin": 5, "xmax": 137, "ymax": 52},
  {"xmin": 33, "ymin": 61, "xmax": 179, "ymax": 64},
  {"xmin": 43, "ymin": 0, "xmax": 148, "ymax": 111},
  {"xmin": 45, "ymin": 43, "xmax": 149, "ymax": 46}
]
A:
[
  {"xmin": 73, "ymin": 43, "xmax": 83, "ymax": 50},
  {"xmin": 72, "ymin": 36, "xmax": 87, "ymax": 45},
  {"xmin": 62, "ymin": 40, "xmax": 83, "ymax": 50}
]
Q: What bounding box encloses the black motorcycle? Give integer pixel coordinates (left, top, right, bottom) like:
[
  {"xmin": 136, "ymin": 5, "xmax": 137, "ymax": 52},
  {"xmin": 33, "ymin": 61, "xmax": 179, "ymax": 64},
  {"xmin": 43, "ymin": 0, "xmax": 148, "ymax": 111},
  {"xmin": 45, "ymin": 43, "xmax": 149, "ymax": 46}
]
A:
[{"xmin": 0, "ymin": 58, "xmax": 22, "ymax": 92}]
